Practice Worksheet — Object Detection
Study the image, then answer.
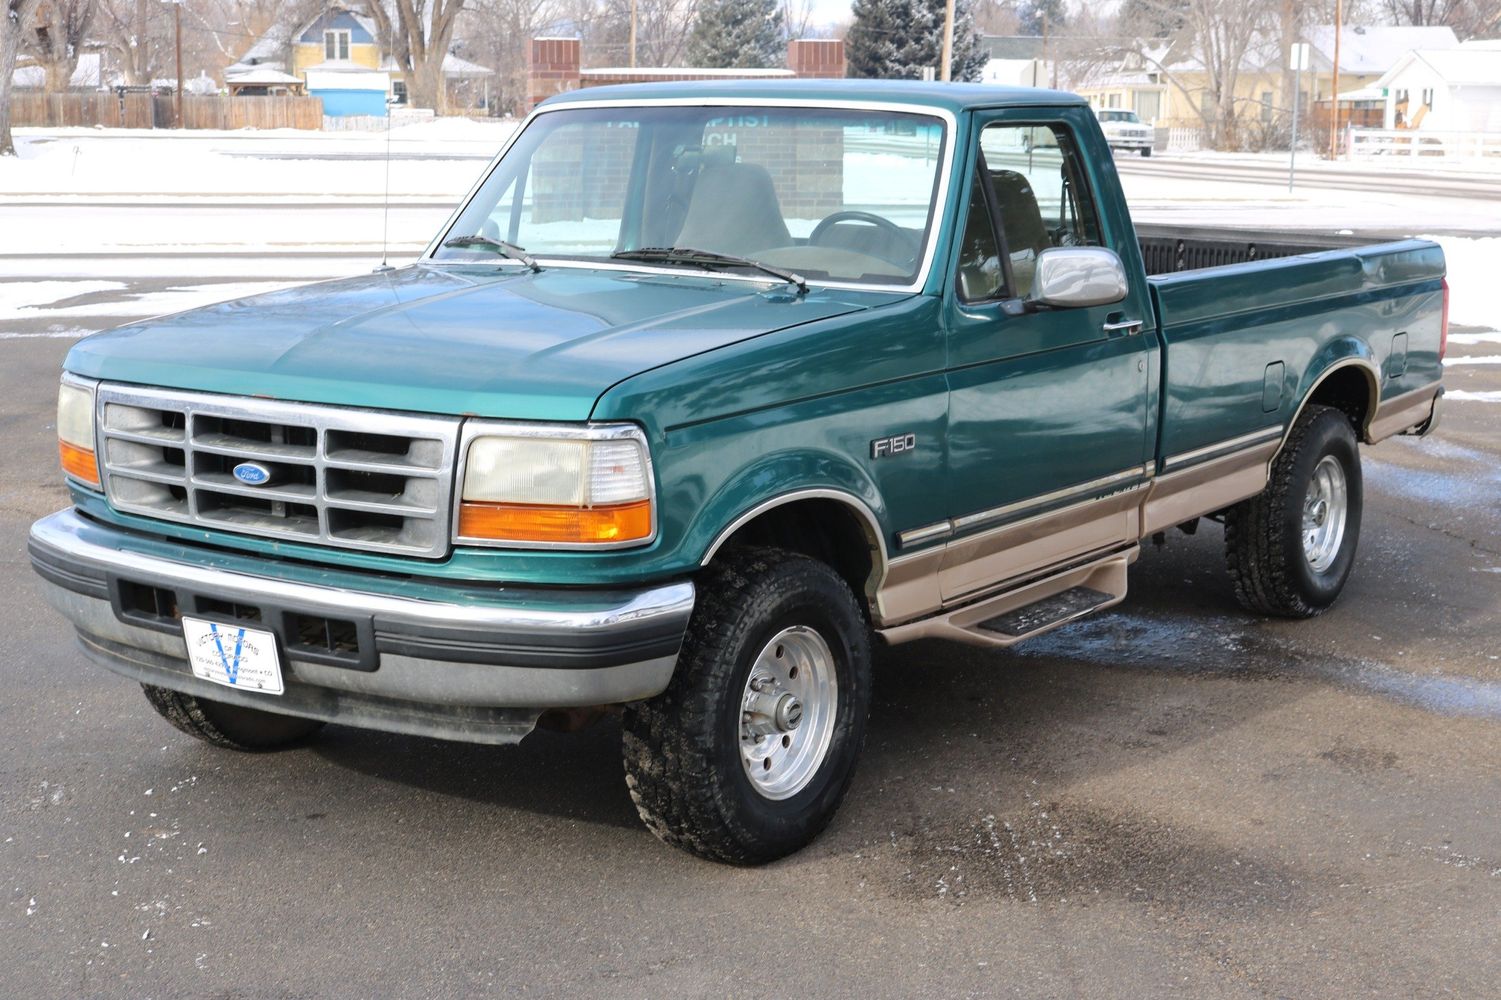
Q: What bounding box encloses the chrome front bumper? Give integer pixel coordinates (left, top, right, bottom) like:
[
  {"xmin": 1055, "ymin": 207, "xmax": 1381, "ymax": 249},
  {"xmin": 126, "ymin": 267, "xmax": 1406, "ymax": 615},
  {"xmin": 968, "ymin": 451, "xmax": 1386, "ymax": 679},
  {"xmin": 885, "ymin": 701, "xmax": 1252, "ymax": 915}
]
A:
[{"xmin": 29, "ymin": 509, "xmax": 695, "ymax": 744}]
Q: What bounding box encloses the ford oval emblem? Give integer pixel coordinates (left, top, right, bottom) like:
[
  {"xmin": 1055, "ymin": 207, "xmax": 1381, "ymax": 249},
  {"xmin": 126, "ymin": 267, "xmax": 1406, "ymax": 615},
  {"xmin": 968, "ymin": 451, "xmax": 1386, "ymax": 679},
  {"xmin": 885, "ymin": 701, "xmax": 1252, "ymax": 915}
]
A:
[{"xmin": 232, "ymin": 461, "xmax": 273, "ymax": 486}]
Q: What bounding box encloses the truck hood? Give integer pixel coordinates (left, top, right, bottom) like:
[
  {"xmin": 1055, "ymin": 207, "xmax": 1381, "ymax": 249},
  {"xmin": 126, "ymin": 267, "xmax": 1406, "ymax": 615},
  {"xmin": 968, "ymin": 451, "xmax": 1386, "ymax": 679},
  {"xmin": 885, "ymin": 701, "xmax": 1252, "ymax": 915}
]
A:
[{"xmin": 65, "ymin": 264, "xmax": 895, "ymax": 421}]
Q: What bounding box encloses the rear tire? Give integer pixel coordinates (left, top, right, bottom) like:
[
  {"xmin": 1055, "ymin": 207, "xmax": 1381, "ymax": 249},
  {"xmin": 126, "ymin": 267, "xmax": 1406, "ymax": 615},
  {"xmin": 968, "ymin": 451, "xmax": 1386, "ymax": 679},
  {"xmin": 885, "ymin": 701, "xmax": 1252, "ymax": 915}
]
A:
[
  {"xmin": 1224, "ymin": 405, "xmax": 1363, "ymax": 617},
  {"xmin": 1140, "ymin": 147, "xmax": 1152, "ymax": 157},
  {"xmin": 142, "ymin": 684, "xmax": 325, "ymax": 751},
  {"xmin": 621, "ymin": 547, "xmax": 872, "ymax": 865}
]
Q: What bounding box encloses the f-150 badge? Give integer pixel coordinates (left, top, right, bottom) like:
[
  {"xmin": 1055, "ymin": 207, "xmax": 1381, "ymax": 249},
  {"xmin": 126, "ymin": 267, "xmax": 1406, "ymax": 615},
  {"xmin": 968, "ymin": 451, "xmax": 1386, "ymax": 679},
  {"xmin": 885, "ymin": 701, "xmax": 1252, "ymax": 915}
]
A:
[{"xmin": 871, "ymin": 433, "xmax": 917, "ymax": 459}]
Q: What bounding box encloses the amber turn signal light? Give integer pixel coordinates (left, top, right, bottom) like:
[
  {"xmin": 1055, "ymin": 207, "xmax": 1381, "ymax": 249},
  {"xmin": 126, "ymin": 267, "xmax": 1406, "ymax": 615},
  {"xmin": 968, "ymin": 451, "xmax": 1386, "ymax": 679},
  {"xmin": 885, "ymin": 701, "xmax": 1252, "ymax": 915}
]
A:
[
  {"xmin": 59, "ymin": 440, "xmax": 100, "ymax": 488},
  {"xmin": 458, "ymin": 499, "xmax": 653, "ymax": 545}
]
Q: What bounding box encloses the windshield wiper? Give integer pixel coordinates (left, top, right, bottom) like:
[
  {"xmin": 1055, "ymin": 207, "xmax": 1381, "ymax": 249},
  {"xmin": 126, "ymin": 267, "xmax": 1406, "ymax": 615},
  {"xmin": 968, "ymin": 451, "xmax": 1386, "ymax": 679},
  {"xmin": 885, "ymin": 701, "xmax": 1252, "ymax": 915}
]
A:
[
  {"xmin": 610, "ymin": 247, "xmax": 807, "ymax": 294},
  {"xmin": 441, "ymin": 235, "xmax": 541, "ymax": 272}
]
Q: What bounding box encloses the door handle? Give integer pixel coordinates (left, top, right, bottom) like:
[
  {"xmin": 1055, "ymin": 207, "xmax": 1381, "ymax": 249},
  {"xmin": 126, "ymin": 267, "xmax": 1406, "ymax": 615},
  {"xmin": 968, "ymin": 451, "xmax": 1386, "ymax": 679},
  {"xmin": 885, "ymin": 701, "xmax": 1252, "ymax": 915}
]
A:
[{"xmin": 1103, "ymin": 318, "xmax": 1144, "ymax": 336}]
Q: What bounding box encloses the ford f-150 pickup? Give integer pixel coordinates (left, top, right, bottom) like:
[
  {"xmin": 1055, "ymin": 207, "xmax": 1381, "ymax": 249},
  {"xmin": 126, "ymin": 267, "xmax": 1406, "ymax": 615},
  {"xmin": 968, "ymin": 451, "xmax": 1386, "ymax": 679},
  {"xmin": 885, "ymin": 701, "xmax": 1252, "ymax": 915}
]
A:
[{"xmin": 30, "ymin": 81, "xmax": 1446, "ymax": 864}]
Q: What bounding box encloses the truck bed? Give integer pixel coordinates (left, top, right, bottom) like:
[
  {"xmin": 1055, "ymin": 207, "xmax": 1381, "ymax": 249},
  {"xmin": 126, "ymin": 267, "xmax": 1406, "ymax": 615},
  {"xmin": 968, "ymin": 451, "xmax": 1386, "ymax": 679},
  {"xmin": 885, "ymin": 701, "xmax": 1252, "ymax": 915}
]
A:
[{"xmin": 1136, "ymin": 224, "xmax": 1376, "ymax": 275}]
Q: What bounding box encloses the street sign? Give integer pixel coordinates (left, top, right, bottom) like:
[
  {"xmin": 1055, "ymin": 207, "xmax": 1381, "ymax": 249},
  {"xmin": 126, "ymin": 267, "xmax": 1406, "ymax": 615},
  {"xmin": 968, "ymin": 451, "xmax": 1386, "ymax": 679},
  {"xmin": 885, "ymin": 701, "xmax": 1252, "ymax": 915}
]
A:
[{"xmin": 1289, "ymin": 43, "xmax": 1311, "ymax": 72}]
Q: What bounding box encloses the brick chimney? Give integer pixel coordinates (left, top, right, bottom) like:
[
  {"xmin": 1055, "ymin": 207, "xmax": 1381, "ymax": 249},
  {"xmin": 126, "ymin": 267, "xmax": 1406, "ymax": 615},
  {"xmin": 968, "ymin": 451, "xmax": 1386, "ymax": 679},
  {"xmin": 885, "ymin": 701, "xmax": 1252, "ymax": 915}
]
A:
[
  {"xmin": 787, "ymin": 39, "xmax": 846, "ymax": 79},
  {"xmin": 526, "ymin": 37, "xmax": 581, "ymax": 113}
]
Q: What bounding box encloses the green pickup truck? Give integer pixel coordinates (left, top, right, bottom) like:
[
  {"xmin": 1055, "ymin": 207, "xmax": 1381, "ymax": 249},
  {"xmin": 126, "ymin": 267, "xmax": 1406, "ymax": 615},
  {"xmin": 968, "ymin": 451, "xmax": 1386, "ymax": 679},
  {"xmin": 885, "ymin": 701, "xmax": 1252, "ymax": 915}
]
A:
[{"xmin": 30, "ymin": 81, "xmax": 1446, "ymax": 864}]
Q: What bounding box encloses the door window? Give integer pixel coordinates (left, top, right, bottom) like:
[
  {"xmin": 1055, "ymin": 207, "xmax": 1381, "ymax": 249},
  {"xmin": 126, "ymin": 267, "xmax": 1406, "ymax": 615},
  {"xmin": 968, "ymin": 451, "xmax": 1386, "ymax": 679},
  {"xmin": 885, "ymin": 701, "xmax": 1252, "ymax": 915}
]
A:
[{"xmin": 970, "ymin": 123, "xmax": 1105, "ymax": 297}]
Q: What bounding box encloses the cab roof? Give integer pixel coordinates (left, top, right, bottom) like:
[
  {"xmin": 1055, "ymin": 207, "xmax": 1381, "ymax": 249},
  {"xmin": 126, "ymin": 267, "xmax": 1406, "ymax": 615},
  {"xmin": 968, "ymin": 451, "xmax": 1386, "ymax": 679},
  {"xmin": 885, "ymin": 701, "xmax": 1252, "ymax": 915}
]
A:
[{"xmin": 539, "ymin": 78, "xmax": 1086, "ymax": 116}]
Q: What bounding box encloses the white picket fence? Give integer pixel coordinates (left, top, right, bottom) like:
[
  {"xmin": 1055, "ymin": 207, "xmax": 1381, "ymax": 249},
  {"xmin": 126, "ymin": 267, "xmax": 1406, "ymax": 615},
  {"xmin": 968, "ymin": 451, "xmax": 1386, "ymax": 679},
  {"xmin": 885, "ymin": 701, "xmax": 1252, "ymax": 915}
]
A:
[{"xmin": 1348, "ymin": 128, "xmax": 1501, "ymax": 160}]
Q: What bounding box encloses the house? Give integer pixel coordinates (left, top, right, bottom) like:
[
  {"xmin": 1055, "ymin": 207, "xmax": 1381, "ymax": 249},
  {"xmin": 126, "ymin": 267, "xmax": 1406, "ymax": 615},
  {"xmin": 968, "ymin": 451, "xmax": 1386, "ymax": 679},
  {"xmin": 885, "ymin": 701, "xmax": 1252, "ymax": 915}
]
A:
[
  {"xmin": 1072, "ymin": 25, "xmax": 1460, "ymax": 131},
  {"xmin": 979, "ymin": 35, "xmax": 1054, "ymax": 90},
  {"xmin": 1373, "ymin": 40, "xmax": 1501, "ymax": 132},
  {"xmin": 226, "ymin": 5, "xmax": 490, "ymax": 113}
]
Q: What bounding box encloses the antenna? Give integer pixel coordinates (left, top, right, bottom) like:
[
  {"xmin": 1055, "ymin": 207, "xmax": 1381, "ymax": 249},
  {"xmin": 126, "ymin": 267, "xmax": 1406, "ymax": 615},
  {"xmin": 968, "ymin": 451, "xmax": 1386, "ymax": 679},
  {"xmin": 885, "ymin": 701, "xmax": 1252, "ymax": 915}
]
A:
[{"xmin": 374, "ymin": 97, "xmax": 395, "ymax": 272}]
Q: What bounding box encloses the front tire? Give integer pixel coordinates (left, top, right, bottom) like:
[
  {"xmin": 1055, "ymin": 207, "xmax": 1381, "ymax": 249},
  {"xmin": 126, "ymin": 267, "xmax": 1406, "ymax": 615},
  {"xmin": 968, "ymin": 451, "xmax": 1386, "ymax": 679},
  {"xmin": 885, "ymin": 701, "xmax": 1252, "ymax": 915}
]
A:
[
  {"xmin": 142, "ymin": 684, "xmax": 325, "ymax": 751},
  {"xmin": 1224, "ymin": 405, "xmax": 1363, "ymax": 617},
  {"xmin": 1140, "ymin": 147, "xmax": 1152, "ymax": 157},
  {"xmin": 621, "ymin": 548, "xmax": 872, "ymax": 865}
]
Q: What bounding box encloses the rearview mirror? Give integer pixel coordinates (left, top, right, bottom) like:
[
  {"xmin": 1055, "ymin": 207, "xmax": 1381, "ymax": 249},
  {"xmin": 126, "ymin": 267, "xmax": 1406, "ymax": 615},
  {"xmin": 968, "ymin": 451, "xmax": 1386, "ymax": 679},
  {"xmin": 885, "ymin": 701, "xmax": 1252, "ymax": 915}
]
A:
[{"xmin": 1029, "ymin": 247, "xmax": 1129, "ymax": 309}]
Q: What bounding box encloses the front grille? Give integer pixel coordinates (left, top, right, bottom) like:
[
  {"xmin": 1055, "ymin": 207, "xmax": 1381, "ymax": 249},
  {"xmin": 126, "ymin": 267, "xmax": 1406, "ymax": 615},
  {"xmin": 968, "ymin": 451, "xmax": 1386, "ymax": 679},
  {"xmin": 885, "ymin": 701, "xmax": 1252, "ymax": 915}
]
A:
[{"xmin": 97, "ymin": 384, "xmax": 460, "ymax": 558}]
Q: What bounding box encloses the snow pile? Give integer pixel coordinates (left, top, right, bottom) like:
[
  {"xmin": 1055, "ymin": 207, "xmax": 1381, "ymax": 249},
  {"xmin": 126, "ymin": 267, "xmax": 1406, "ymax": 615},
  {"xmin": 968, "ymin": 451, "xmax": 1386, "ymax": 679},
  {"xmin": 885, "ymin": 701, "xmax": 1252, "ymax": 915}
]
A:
[{"xmin": 1425, "ymin": 235, "xmax": 1501, "ymax": 330}]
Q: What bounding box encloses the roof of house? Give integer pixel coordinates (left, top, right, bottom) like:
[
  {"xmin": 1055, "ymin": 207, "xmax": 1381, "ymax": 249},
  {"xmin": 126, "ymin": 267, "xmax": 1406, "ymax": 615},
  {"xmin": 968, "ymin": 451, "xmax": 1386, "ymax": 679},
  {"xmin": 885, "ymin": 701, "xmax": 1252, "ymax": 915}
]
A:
[
  {"xmin": 542, "ymin": 78, "xmax": 1085, "ymax": 114},
  {"xmin": 1378, "ymin": 48, "xmax": 1501, "ymax": 88},
  {"xmin": 380, "ymin": 53, "xmax": 493, "ymax": 78},
  {"xmin": 226, "ymin": 67, "xmax": 306, "ymax": 86},
  {"xmin": 1306, "ymin": 24, "xmax": 1459, "ymax": 74}
]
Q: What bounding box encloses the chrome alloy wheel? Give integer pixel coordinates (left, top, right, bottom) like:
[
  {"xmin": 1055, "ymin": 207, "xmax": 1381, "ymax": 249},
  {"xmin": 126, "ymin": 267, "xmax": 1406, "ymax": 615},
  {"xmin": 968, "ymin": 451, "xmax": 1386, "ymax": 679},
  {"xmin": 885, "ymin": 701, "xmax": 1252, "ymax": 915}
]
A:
[
  {"xmin": 1302, "ymin": 454, "xmax": 1349, "ymax": 573},
  {"xmin": 739, "ymin": 625, "xmax": 838, "ymax": 800}
]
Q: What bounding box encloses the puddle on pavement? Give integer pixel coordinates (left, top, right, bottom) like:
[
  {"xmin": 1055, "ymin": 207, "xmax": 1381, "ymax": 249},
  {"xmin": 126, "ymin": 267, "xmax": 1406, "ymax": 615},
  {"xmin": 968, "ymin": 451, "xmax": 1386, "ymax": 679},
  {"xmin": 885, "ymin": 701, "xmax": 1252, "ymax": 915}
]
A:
[
  {"xmin": 877, "ymin": 798, "xmax": 1311, "ymax": 911},
  {"xmin": 1014, "ymin": 610, "xmax": 1501, "ymax": 721}
]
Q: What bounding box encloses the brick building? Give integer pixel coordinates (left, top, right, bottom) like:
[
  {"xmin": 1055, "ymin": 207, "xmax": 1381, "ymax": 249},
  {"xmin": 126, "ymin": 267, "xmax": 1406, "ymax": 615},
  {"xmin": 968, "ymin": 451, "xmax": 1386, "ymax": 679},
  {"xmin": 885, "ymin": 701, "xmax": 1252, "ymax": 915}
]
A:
[{"xmin": 524, "ymin": 38, "xmax": 846, "ymax": 113}]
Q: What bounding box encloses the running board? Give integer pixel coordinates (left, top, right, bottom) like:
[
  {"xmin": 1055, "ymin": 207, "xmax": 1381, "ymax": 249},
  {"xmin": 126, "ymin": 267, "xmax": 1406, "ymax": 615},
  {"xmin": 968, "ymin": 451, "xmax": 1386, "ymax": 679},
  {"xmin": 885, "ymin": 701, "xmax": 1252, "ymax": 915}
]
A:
[{"xmin": 878, "ymin": 551, "xmax": 1131, "ymax": 648}]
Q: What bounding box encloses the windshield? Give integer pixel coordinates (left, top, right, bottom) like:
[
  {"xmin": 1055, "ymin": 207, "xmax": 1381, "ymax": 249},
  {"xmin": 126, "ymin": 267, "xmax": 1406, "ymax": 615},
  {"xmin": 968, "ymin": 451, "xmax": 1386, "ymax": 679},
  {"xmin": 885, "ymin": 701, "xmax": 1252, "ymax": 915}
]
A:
[
  {"xmin": 433, "ymin": 105, "xmax": 949, "ymax": 287},
  {"xmin": 1098, "ymin": 110, "xmax": 1141, "ymax": 124}
]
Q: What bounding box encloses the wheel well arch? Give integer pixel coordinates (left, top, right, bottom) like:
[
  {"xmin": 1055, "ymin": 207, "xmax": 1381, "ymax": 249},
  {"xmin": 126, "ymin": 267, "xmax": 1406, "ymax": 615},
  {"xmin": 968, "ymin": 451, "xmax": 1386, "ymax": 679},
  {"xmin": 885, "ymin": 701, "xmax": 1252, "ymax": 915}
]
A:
[
  {"xmin": 701, "ymin": 491, "xmax": 887, "ymax": 615},
  {"xmin": 1283, "ymin": 359, "xmax": 1380, "ymax": 452}
]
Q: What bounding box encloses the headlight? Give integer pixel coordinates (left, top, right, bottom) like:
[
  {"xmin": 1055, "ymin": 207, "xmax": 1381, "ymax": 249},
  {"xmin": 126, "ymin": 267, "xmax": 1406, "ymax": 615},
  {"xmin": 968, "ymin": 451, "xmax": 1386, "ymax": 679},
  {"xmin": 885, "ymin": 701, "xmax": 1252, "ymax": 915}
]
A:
[
  {"xmin": 57, "ymin": 376, "xmax": 100, "ymax": 489},
  {"xmin": 455, "ymin": 423, "xmax": 654, "ymax": 547}
]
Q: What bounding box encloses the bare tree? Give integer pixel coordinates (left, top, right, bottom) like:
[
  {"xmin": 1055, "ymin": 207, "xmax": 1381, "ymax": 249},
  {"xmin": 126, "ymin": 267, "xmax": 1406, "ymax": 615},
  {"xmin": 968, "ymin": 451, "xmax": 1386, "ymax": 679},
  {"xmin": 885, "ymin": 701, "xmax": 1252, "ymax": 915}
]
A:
[
  {"xmin": 364, "ymin": 0, "xmax": 467, "ymax": 112},
  {"xmin": 24, "ymin": 0, "xmax": 98, "ymax": 91},
  {"xmin": 96, "ymin": 0, "xmax": 168, "ymax": 83},
  {"xmin": 2, "ymin": 0, "xmax": 45, "ymax": 154},
  {"xmin": 584, "ymin": 0, "xmax": 698, "ymax": 67},
  {"xmin": 1135, "ymin": 0, "xmax": 1280, "ymax": 148},
  {"xmin": 1381, "ymin": 0, "xmax": 1501, "ymax": 38},
  {"xmin": 461, "ymin": 0, "xmax": 556, "ymax": 113}
]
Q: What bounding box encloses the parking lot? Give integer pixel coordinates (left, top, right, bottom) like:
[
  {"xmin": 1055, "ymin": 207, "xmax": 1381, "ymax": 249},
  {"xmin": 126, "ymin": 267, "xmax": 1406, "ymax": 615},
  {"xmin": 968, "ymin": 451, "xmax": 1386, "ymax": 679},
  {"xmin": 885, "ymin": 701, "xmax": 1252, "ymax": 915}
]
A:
[
  {"xmin": 3, "ymin": 128, "xmax": 1500, "ymax": 997},
  {"xmin": 1, "ymin": 300, "xmax": 1497, "ymax": 999}
]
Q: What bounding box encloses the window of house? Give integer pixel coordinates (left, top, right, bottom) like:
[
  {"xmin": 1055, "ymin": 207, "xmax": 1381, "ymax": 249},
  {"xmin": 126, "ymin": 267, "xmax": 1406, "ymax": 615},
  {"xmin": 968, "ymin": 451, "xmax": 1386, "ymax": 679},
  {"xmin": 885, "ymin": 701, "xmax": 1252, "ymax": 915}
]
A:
[
  {"xmin": 324, "ymin": 29, "xmax": 351, "ymax": 61},
  {"xmin": 1421, "ymin": 88, "xmax": 1435, "ymax": 109},
  {"xmin": 1261, "ymin": 91, "xmax": 1273, "ymax": 123},
  {"xmin": 1106, "ymin": 93, "xmax": 1121, "ymax": 108},
  {"xmin": 392, "ymin": 79, "xmax": 408, "ymax": 104}
]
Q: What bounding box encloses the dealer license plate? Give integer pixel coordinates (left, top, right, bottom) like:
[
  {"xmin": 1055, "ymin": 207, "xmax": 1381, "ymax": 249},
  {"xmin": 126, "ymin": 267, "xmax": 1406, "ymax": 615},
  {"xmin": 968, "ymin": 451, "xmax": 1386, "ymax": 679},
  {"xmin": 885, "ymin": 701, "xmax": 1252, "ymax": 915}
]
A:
[{"xmin": 181, "ymin": 617, "xmax": 284, "ymax": 695}]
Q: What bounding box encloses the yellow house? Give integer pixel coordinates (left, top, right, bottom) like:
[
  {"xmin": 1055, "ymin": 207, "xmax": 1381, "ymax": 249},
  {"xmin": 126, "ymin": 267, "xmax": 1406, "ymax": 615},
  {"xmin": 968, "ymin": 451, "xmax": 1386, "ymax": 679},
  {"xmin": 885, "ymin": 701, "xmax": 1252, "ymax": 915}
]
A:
[
  {"xmin": 1073, "ymin": 25, "xmax": 1461, "ymax": 140},
  {"xmin": 289, "ymin": 9, "xmax": 383, "ymax": 78}
]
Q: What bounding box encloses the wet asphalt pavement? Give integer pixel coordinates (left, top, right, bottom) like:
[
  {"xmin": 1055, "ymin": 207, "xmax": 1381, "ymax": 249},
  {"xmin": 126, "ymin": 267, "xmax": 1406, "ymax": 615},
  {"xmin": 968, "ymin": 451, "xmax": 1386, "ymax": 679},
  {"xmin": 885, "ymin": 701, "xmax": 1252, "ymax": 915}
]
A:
[{"xmin": 2, "ymin": 296, "xmax": 1499, "ymax": 999}]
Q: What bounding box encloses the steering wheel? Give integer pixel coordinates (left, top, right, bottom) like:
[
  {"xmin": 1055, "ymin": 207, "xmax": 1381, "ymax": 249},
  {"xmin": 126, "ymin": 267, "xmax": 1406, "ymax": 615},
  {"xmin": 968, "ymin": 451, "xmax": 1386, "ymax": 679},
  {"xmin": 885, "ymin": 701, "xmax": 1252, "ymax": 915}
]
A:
[{"xmin": 808, "ymin": 211, "xmax": 918, "ymax": 261}]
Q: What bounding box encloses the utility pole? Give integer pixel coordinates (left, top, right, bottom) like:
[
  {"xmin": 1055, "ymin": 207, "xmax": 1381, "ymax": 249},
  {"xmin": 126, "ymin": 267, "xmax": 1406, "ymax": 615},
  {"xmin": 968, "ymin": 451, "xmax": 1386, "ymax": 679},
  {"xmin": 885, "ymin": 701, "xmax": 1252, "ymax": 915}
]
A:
[
  {"xmin": 172, "ymin": 0, "xmax": 183, "ymax": 128},
  {"xmin": 1289, "ymin": 42, "xmax": 1308, "ymax": 191},
  {"xmin": 629, "ymin": 0, "xmax": 637, "ymax": 68},
  {"xmin": 939, "ymin": 0, "xmax": 955, "ymax": 81},
  {"xmin": 1328, "ymin": 0, "xmax": 1342, "ymax": 159}
]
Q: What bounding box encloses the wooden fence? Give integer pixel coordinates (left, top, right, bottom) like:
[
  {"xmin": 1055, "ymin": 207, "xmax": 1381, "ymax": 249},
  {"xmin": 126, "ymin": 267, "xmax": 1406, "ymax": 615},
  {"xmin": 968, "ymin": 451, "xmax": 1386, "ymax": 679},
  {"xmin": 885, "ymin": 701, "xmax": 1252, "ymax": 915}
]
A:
[{"xmin": 10, "ymin": 92, "xmax": 323, "ymax": 130}]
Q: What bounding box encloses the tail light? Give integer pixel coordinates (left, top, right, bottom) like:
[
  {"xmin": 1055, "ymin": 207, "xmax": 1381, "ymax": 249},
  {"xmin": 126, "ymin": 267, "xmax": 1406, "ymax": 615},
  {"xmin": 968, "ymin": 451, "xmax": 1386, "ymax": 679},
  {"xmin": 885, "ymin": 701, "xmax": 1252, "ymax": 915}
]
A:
[{"xmin": 1440, "ymin": 277, "xmax": 1449, "ymax": 361}]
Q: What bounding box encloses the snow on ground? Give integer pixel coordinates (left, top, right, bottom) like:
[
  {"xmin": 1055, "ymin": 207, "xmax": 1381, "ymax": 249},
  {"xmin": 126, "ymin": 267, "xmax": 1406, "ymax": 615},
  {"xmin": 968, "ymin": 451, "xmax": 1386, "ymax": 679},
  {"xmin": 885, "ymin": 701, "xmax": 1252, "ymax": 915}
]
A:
[
  {"xmin": 3, "ymin": 118, "xmax": 517, "ymax": 197},
  {"xmin": 0, "ymin": 281, "xmax": 299, "ymax": 324},
  {"xmin": 1420, "ymin": 235, "xmax": 1501, "ymax": 329}
]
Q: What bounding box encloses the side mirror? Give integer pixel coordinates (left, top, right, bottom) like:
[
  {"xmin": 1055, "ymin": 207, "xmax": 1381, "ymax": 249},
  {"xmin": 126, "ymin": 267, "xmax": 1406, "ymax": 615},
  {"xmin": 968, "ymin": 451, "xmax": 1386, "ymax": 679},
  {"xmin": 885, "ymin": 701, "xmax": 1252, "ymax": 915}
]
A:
[{"xmin": 1028, "ymin": 247, "xmax": 1129, "ymax": 309}]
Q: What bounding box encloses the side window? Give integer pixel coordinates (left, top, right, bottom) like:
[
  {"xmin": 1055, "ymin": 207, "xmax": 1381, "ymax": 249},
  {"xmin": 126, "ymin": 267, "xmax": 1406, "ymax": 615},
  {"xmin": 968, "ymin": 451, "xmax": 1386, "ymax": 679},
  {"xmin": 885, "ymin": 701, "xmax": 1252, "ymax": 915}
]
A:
[
  {"xmin": 975, "ymin": 123, "xmax": 1105, "ymax": 297},
  {"xmin": 957, "ymin": 173, "xmax": 1005, "ymax": 302}
]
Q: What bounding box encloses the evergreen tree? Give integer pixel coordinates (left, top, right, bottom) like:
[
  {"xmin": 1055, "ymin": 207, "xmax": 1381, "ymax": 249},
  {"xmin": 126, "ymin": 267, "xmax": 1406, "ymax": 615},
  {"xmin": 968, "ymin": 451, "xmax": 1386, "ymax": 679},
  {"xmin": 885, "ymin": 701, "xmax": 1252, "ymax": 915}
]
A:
[
  {"xmin": 846, "ymin": 0, "xmax": 986, "ymax": 82},
  {"xmin": 1016, "ymin": 0, "xmax": 1067, "ymax": 36},
  {"xmin": 687, "ymin": 0, "xmax": 785, "ymax": 69}
]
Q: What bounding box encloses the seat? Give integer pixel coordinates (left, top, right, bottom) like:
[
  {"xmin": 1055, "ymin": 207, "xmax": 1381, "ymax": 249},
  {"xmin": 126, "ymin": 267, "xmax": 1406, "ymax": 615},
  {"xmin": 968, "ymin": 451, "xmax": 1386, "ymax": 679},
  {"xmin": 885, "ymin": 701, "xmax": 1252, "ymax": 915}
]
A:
[
  {"xmin": 988, "ymin": 169, "xmax": 1052, "ymax": 296},
  {"xmin": 674, "ymin": 160, "xmax": 791, "ymax": 256},
  {"xmin": 988, "ymin": 169, "xmax": 1051, "ymax": 259}
]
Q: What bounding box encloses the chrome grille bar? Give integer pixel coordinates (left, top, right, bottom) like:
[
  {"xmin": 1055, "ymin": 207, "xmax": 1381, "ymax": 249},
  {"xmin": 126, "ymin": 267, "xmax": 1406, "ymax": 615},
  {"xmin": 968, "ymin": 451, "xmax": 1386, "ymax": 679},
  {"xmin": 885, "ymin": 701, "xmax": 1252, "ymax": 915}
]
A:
[{"xmin": 96, "ymin": 384, "xmax": 460, "ymax": 558}]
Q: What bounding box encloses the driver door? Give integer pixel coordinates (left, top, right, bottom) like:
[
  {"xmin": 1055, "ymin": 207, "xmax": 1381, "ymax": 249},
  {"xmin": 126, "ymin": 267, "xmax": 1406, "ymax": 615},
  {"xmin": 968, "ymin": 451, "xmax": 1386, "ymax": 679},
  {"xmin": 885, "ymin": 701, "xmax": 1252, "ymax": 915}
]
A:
[{"xmin": 939, "ymin": 109, "xmax": 1157, "ymax": 601}]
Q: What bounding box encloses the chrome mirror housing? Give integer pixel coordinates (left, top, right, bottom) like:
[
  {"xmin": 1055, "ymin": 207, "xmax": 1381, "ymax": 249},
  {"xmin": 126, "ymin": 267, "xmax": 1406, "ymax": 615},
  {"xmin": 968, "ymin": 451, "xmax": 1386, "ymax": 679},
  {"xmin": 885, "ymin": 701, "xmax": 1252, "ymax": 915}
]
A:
[{"xmin": 1029, "ymin": 247, "xmax": 1129, "ymax": 309}]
